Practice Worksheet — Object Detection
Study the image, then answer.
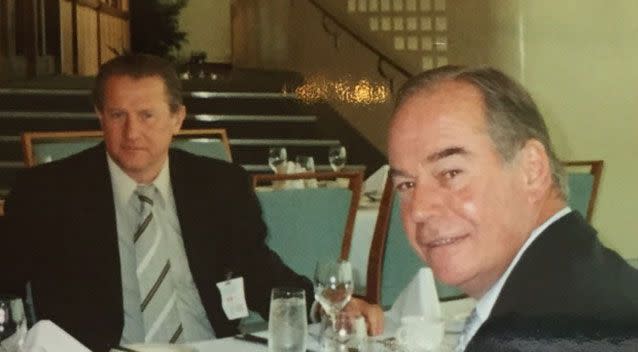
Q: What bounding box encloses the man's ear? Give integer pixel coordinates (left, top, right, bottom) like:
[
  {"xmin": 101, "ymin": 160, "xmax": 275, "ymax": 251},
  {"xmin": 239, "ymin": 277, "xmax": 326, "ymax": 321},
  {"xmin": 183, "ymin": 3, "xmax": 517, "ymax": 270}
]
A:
[
  {"xmin": 519, "ymin": 139, "xmax": 553, "ymax": 202},
  {"xmin": 172, "ymin": 105, "xmax": 186, "ymax": 134},
  {"xmin": 95, "ymin": 106, "xmax": 104, "ymax": 127}
]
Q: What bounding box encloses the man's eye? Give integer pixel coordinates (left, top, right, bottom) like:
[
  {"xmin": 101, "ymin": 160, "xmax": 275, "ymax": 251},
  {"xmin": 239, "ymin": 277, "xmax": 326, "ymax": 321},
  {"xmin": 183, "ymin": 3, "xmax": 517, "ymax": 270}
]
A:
[
  {"xmin": 395, "ymin": 181, "xmax": 415, "ymax": 192},
  {"xmin": 141, "ymin": 112, "xmax": 153, "ymax": 119},
  {"xmin": 443, "ymin": 169, "xmax": 462, "ymax": 179}
]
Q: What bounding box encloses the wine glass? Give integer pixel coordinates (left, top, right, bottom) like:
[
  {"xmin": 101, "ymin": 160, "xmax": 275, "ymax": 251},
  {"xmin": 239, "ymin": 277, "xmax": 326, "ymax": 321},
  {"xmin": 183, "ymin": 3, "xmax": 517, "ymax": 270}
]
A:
[
  {"xmin": 268, "ymin": 147, "xmax": 288, "ymax": 173},
  {"xmin": 328, "ymin": 146, "xmax": 347, "ymax": 172},
  {"xmin": 314, "ymin": 260, "xmax": 354, "ymax": 329}
]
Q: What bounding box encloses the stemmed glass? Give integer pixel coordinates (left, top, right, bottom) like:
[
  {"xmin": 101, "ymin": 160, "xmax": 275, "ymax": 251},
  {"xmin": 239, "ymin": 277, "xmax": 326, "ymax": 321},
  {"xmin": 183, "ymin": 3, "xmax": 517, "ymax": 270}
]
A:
[
  {"xmin": 328, "ymin": 146, "xmax": 347, "ymax": 172},
  {"xmin": 314, "ymin": 259, "xmax": 354, "ymax": 341},
  {"xmin": 268, "ymin": 147, "xmax": 288, "ymax": 173}
]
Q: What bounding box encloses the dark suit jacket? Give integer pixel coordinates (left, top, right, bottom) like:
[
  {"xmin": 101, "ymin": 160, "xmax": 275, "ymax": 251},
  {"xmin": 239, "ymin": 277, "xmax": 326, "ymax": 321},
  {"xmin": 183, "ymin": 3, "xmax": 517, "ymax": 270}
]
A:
[
  {"xmin": 466, "ymin": 211, "xmax": 638, "ymax": 352},
  {"xmin": 3, "ymin": 144, "xmax": 313, "ymax": 351}
]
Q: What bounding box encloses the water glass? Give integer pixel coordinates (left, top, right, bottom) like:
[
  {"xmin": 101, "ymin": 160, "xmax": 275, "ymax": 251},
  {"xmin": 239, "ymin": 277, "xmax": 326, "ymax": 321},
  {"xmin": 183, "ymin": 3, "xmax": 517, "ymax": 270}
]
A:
[
  {"xmin": 268, "ymin": 287, "xmax": 308, "ymax": 352},
  {"xmin": 268, "ymin": 147, "xmax": 288, "ymax": 173},
  {"xmin": 0, "ymin": 296, "xmax": 27, "ymax": 351},
  {"xmin": 328, "ymin": 146, "xmax": 347, "ymax": 172}
]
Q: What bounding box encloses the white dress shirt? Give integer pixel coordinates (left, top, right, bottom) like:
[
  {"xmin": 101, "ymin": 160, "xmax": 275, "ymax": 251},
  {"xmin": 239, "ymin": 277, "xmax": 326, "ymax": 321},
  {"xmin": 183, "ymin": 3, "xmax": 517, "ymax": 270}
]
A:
[
  {"xmin": 107, "ymin": 155, "xmax": 216, "ymax": 344},
  {"xmin": 458, "ymin": 207, "xmax": 572, "ymax": 350}
]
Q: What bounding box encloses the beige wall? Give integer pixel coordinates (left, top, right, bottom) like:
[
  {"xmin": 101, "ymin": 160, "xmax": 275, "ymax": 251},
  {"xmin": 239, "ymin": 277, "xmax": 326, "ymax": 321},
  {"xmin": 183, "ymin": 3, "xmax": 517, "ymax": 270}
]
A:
[
  {"xmin": 449, "ymin": 0, "xmax": 638, "ymax": 258},
  {"xmin": 178, "ymin": 0, "xmax": 231, "ymax": 63}
]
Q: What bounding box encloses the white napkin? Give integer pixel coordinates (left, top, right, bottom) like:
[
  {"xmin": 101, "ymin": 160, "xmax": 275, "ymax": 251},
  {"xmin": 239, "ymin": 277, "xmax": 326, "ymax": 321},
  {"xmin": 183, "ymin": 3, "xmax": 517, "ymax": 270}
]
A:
[
  {"xmin": 363, "ymin": 165, "xmax": 389, "ymax": 197},
  {"xmin": 387, "ymin": 267, "xmax": 442, "ymax": 325},
  {"xmin": 22, "ymin": 320, "xmax": 91, "ymax": 352},
  {"xmin": 273, "ymin": 161, "xmax": 304, "ymax": 189}
]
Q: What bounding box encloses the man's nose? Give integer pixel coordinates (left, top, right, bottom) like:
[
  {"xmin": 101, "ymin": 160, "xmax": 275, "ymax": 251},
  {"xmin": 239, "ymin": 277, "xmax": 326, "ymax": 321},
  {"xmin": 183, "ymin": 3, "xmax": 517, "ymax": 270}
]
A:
[
  {"xmin": 408, "ymin": 181, "xmax": 446, "ymax": 224},
  {"xmin": 123, "ymin": 116, "xmax": 141, "ymax": 139}
]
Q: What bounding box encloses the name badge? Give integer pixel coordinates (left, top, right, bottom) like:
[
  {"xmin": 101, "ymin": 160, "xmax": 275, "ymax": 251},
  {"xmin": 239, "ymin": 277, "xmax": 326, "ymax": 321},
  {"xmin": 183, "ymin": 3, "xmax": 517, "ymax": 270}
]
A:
[{"xmin": 216, "ymin": 277, "xmax": 249, "ymax": 320}]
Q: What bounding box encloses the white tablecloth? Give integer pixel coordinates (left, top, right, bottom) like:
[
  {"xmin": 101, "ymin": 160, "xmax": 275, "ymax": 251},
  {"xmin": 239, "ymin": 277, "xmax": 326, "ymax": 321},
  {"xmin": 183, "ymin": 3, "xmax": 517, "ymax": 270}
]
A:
[{"xmin": 188, "ymin": 298, "xmax": 476, "ymax": 352}]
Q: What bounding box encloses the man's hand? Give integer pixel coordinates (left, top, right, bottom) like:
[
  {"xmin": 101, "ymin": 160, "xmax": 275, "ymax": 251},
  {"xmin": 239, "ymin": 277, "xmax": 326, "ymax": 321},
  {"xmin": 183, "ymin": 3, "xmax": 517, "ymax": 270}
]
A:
[{"xmin": 343, "ymin": 297, "xmax": 384, "ymax": 336}]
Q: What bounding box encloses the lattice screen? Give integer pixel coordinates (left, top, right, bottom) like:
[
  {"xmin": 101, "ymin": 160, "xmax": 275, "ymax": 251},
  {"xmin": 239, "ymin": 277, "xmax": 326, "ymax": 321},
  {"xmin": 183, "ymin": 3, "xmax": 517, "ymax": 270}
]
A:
[{"xmin": 346, "ymin": 0, "xmax": 448, "ymax": 70}]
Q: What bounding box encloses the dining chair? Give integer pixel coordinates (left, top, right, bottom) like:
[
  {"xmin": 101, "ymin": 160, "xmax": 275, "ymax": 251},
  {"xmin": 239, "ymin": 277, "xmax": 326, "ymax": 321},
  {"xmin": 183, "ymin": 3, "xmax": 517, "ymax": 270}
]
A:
[
  {"xmin": 21, "ymin": 128, "xmax": 232, "ymax": 166},
  {"xmin": 252, "ymin": 171, "xmax": 363, "ymax": 273},
  {"xmin": 563, "ymin": 160, "xmax": 603, "ymax": 222},
  {"xmin": 365, "ymin": 175, "xmax": 465, "ymax": 308},
  {"xmin": 240, "ymin": 171, "xmax": 363, "ymax": 330}
]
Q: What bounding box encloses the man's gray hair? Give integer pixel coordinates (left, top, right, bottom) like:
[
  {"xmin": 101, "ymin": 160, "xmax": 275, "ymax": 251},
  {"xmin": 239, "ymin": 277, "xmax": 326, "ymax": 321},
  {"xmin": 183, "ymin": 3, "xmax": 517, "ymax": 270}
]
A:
[{"xmin": 394, "ymin": 66, "xmax": 567, "ymax": 199}]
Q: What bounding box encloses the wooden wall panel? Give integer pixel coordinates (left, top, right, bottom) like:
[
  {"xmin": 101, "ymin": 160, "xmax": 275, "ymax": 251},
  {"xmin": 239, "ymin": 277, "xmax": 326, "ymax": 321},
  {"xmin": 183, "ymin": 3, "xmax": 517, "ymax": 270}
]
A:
[
  {"xmin": 59, "ymin": 0, "xmax": 73, "ymax": 74},
  {"xmin": 76, "ymin": 5, "xmax": 98, "ymax": 75},
  {"xmin": 99, "ymin": 13, "xmax": 129, "ymax": 64}
]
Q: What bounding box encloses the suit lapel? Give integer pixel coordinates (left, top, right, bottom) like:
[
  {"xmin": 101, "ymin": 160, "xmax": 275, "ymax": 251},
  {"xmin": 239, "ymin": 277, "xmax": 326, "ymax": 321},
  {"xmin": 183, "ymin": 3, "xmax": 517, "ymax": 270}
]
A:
[
  {"xmin": 69, "ymin": 145, "xmax": 124, "ymax": 329},
  {"xmin": 169, "ymin": 150, "xmax": 224, "ymax": 287}
]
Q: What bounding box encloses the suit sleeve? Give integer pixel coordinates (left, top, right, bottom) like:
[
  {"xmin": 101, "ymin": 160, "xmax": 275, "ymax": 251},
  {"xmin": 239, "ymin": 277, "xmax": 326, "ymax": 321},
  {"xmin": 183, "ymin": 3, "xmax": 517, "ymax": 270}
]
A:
[
  {"xmin": 2, "ymin": 169, "xmax": 40, "ymax": 298},
  {"xmin": 226, "ymin": 169, "xmax": 314, "ymax": 320}
]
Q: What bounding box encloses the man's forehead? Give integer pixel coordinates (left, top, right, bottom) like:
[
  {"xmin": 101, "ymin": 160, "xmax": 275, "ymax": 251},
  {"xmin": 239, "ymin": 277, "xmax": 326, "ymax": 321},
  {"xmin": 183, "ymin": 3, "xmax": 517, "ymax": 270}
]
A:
[{"xmin": 391, "ymin": 80, "xmax": 488, "ymax": 135}]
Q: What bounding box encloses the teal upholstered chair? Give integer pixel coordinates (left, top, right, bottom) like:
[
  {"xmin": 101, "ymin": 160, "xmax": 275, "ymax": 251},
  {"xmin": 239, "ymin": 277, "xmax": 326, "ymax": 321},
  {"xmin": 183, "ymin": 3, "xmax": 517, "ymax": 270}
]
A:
[
  {"xmin": 564, "ymin": 160, "xmax": 603, "ymax": 222},
  {"xmin": 21, "ymin": 129, "xmax": 232, "ymax": 166},
  {"xmin": 239, "ymin": 171, "xmax": 362, "ymax": 330},
  {"xmin": 252, "ymin": 171, "xmax": 363, "ymax": 278},
  {"xmin": 366, "ymin": 176, "xmax": 464, "ymax": 308}
]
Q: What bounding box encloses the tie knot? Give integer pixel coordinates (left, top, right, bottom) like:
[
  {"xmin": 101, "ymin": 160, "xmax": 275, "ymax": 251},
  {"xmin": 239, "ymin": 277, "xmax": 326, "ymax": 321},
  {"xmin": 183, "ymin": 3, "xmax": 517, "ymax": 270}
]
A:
[{"xmin": 135, "ymin": 185, "xmax": 156, "ymax": 207}]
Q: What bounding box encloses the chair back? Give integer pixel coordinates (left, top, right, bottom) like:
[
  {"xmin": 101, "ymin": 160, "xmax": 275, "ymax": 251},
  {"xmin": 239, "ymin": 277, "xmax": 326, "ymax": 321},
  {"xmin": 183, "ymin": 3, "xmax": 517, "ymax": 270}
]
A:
[
  {"xmin": 21, "ymin": 129, "xmax": 232, "ymax": 166},
  {"xmin": 252, "ymin": 172, "xmax": 363, "ymax": 279},
  {"xmin": 564, "ymin": 160, "xmax": 603, "ymax": 222},
  {"xmin": 366, "ymin": 175, "xmax": 464, "ymax": 307}
]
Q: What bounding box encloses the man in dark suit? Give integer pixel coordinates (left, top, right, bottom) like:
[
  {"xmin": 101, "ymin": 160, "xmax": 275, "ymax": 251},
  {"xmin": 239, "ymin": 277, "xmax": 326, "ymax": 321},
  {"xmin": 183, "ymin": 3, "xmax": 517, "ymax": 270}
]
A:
[
  {"xmin": 387, "ymin": 66, "xmax": 638, "ymax": 351},
  {"xmin": 3, "ymin": 54, "xmax": 382, "ymax": 351}
]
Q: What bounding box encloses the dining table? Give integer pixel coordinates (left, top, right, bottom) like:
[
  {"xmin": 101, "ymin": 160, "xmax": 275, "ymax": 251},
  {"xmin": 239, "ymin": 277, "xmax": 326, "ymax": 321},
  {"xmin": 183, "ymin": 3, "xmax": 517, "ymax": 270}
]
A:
[{"xmin": 186, "ymin": 298, "xmax": 475, "ymax": 352}]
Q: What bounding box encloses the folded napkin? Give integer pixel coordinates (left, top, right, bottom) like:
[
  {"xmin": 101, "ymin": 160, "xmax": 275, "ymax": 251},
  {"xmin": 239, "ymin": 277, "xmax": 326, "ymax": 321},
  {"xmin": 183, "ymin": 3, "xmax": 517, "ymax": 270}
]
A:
[
  {"xmin": 387, "ymin": 267, "xmax": 442, "ymax": 325},
  {"xmin": 273, "ymin": 161, "xmax": 305, "ymax": 189},
  {"xmin": 363, "ymin": 165, "xmax": 389, "ymax": 197},
  {"xmin": 22, "ymin": 320, "xmax": 91, "ymax": 352}
]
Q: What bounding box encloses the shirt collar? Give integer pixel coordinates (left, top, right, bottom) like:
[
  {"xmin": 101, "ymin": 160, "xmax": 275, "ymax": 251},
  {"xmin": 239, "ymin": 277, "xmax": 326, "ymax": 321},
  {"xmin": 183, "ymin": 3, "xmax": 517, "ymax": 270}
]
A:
[
  {"xmin": 106, "ymin": 153, "xmax": 172, "ymax": 209},
  {"xmin": 474, "ymin": 206, "xmax": 573, "ymax": 322}
]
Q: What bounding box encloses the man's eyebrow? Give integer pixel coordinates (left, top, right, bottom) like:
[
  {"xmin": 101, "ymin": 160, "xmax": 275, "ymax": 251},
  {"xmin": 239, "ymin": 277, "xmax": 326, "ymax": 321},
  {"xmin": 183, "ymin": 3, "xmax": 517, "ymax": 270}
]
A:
[
  {"xmin": 389, "ymin": 168, "xmax": 411, "ymax": 178},
  {"xmin": 426, "ymin": 146, "xmax": 468, "ymax": 163}
]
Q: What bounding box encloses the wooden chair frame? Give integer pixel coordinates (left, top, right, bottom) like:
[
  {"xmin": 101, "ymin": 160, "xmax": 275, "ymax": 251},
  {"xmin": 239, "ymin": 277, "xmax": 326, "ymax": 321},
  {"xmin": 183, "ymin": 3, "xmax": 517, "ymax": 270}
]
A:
[
  {"xmin": 21, "ymin": 128, "xmax": 232, "ymax": 167},
  {"xmin": 252, "ymin": 171, "xmax": 363, "ymax": 260},
  {"xmin": 0, "ymin": 199, "xmax": 4, "ymax": 216},
  {"xmin": 364, "ymin": 173, "xmax": 394, "ymax": 304},
  {"xmin": 563, "ymin": 160, "xmax": 603, "ymax": 222}
]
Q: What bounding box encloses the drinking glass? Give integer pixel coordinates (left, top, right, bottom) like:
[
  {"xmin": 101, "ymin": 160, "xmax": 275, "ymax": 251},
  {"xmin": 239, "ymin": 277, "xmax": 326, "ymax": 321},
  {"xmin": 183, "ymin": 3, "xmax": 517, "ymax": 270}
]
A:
[
  {"xmin": 328, "ymin": 146, "xmax": 347, "ymax": 172},
  {"xmin": 313, "ymin": 260, "xmax": 354, "ymax": 329},
  {"xmin": 0, "ymin": 297, "xmax": 27, "ymax": 351},
  {"xmin": 268, "ymin": 287, "xmax": 308, "ymax": 352},
  {"xmin": 268, "ymin": 147, "xmax": 288, "ymax": 173},
  {"xmin": 295, "ymin": 155, "xmax": 315, "ymax": 173}
]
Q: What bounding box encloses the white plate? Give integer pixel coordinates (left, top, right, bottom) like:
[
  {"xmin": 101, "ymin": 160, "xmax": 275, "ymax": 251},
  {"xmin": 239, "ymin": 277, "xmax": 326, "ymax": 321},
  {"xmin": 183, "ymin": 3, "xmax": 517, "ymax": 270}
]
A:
[{"xmin": 120, "ymin": 344, "xmax": 197, "ymax": 352}]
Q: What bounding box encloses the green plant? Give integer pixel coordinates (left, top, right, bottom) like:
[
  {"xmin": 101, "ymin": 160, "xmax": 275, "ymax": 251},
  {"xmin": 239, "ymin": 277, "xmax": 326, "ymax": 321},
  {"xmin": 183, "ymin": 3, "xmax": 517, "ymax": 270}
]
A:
[{"xmin": 130, "ymin": 0, "xmax": 189, "ymax": 59}]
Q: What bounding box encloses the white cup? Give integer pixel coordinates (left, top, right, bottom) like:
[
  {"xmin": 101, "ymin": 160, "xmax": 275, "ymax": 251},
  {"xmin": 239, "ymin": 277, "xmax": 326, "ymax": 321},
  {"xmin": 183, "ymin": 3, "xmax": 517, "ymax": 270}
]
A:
[{"xmin": 396, "ymin": 316, "xmax": 445, "ymax": 351}]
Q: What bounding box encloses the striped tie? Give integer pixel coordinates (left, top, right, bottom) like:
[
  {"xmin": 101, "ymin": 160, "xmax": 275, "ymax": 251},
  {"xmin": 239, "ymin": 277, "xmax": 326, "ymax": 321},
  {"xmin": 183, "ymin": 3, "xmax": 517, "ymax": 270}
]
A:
[
  {"xmin": 134, "ymin": 185, "xmax": 184, "ymax": 343},
  {"xmin": 455, "ymin": 308, "xmax": 478, "ymax": 352}
]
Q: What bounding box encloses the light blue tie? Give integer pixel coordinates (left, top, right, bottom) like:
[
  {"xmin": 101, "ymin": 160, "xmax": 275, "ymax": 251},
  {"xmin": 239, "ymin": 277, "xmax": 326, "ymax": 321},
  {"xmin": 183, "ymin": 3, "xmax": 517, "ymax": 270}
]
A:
[
  {"xmin": 455, "ymin": 308, "xmax": 478, "ymax": 352},
  {"xmin": 134, "ymin": 185, "xmax": 184, "ymax": 343}
]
